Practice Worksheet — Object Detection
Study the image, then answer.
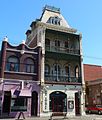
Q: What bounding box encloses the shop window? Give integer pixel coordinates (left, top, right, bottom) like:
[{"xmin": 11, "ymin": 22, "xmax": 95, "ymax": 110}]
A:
[
  {"xmin": 6, "ymin": 56, "xmax": 19, "ymax": 72},
  {"xmin": 11, "ymin": 97, "xmax": 27, "ymax": 111},
  {"xmin": 24, "ymin": 58, "xmax": 35, "ymax": 73}
]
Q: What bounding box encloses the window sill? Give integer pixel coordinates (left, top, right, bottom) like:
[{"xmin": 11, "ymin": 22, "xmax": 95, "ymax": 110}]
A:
[{"xmin": 4, "ymin": 71, "xmax": 37, "ymax": 75}]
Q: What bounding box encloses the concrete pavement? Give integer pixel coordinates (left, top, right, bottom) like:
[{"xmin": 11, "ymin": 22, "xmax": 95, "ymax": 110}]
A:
[{"xmin": 0, "ymin": 115, "xmax": 102, "ymax": 120}]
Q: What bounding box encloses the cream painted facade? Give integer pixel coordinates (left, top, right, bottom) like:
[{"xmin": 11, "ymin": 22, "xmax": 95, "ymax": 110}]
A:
[{"xmin": 26, "ymin": 5, "xmax": 85, "ymax": 117}]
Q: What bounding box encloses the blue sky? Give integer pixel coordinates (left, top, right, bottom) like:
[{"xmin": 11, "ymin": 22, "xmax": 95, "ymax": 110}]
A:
[{"xmin": 0, "ymin": 0, "xmax": 102, "ymax": 65}]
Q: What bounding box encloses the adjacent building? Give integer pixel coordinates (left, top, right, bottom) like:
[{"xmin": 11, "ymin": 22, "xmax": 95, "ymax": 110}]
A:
[
  {"xmin": 84, "ymin": 64, "xmax": 102, "ymax": 106},
  {"xmin": 26, "ymin": 5, "xmax": 85, "ymax": 116},
  {"xmin": 0, "ymin": 37, "xmax": 41, "ymax": 117}
]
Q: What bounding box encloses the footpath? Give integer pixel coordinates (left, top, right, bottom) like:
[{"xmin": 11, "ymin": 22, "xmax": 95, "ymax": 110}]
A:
[{"xmin": 0, "ymin": 115, "xmax": 102, "ymax": 120}]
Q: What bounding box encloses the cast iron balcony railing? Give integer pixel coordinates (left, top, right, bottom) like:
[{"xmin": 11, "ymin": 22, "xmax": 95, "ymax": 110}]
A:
[
  {"xmin": 45, "ymin": 74, "xmax": 81, "ymax": 83},
  {"xmin": 45, "ymin": 45, "xmax": 80, "ymax": 55}
]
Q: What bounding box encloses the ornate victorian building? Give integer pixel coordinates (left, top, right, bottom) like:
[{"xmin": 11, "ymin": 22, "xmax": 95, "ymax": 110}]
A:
[{"xmin": 26, "ymin": 5, "xmax": 85, "ymax": 117}]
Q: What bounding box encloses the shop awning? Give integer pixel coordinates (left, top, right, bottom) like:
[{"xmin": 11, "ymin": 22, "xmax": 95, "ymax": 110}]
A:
[
  {"xmin": 11, "ymin": 88, "xmax": 20, "ymax": 97},
  {"xmin": 11, "ymin": 88, "xmax": 31, "ymax": 97},
  {"xmin": 19, "ymin": 89, "xmax": 31, "ymax": 97}
]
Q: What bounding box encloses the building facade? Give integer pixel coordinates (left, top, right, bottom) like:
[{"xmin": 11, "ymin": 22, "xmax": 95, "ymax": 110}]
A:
[
  {"xmin": 26, "ymin": 5, "xmax": 85, "ymax": 117},
  {"xmin": 0, "ymin": 38, "xmax": 41, "ymax": 117},
  {"xmin": 84, "ymin": 64, "xmax": 102, "ymax": 106}
]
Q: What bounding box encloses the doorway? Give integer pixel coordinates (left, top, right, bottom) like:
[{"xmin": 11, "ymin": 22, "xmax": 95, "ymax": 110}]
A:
[
  {"xmin": 75, "ymin": 92, "xmax": 81, "ymax": 115},
  {"xmin": 3, "ymin": 91, "xmax": 11, "ymax": 115},
  {"xmin": 31, "ymin": 91, "xmax": 38, "ymax": 116},
  {"xmin": 50, "ymin": 91, "xmax": 67, "ymax": 112}
]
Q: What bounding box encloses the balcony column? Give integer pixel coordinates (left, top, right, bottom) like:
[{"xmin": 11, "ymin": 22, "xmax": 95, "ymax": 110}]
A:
[
  {"xmin": 38, "ymin": 27, "xmax": 46, "ymax": 85},
  {"xmin": 79, "ymin": 33, "xmax": 86, "ymax": 115}
]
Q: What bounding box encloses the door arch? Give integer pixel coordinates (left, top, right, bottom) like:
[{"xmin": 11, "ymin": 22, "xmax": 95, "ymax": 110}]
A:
[
  {"xmin": 31, "ymin": 91, "xmax": 38, "ymax": 116},
  {"xmin": 50, "ymin": 91, "xmax": 67, "ymax": 112}
]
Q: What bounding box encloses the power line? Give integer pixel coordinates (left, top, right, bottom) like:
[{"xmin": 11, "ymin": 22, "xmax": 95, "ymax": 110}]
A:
[{"xmin": 83, "ymin": 55, "xmax": 102, "ymax": 60}]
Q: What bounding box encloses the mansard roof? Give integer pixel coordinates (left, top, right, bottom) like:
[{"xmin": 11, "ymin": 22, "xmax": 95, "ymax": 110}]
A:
[{"xmin": 40, "ymin": 5, "xmax": 70, "ymax": 28}]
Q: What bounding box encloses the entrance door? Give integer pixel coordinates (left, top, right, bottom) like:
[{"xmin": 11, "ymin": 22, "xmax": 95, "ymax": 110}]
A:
[
  {"xmin": 75, "ymin": 92, "xmax": 81, "ymax": 115},
  {"xmin": 3, "ymin": 91, "xmax": 11, "ymax": 115},
  {"xmin": 50, "ymin": 91, "xmax": 67, "ymax": 113},
  {"xmin": 31, "ymin": 91, "xmax": 38, "ymax": 116}
]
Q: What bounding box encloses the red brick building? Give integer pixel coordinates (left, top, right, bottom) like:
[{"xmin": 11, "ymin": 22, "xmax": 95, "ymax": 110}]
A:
[
  {"xmin": 84, "ymin": 64, "xmax": 102, "ymax": 106},
  {"xmin": 0, "ymin": 37, "xmax": 42, "ymax": 117}
]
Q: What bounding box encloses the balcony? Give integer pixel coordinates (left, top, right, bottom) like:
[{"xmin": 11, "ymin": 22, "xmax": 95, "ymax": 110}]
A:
[
  {"xmin": 45, "ymin": 45, "xmax": 80, "ymax": 55},
  {"xmin": 45, "ymin": 74, "xmax": 81, "ymax": 83}
]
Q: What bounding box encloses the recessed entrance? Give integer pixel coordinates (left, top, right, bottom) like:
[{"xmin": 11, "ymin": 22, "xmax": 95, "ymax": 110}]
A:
[
  {"xmin": 50, "ymin": 91, "xmax": 67, "ymax": 112},
  {"xmin": 31, "ymin": 91, "xmax": 38, "ymax": 116},
  {"xmin": 3, "ymin": 91, "xmax": 11, "ymax": 115},
  {"xmin": 75, "ymin": 92, "xmax": 81, "ymax": 115}
]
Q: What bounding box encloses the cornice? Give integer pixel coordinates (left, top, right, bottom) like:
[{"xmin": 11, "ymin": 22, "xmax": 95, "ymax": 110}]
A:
[{"xmin": 36, "ymin": 21, "xmax": 77, "ymax": 34}]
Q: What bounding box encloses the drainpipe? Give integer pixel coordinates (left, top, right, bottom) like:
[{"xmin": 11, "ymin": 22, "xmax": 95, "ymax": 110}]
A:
[{"xmin": 79, "ymin": 33, "xmax": 86, "ymax": 115}]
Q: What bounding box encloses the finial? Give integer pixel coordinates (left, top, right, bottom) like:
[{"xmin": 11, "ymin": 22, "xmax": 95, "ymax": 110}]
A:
[
  {"xmin": 3, "ymin": 36, "xmax": 8, "ymax": 42},
  {"xmin": 22, "ymin": 40, "xmax": 25, "ymax": 44}
]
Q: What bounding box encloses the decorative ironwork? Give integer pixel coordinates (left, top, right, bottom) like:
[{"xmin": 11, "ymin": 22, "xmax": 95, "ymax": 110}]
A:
[{"xmin": 45, "ymin": 45, "xmax": 80, "ymax": 55}]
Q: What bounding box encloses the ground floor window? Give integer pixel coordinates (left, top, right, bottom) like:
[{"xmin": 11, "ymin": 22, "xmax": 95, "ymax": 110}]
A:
[{"xmin": 11, "ymin": 97, "xmax": 27, "ymax": 111}]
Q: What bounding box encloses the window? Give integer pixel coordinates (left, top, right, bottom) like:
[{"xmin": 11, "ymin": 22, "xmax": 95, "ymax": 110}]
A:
[
  {"xmin": 47, "ymin": 16, "xmax": 60, "ymax": 25},
  {"xmin": 45, "ymin": 39, "xmax": 50, "ymax": 46},
  {"xmin": 55, "ymin": 40, "xmax": 60, "ymax": 47},
  {"xmin": 75, "ymin": 66, "xmax": 79, "ymax": 78},
  {"xmin": 45, "ymin": 64, "xmax": 50, "ymax": 75},
  {"xmin": 11, "ymin": 97, "xmax": 27, "ymax": 111},
  {"xmin": 65, "ymin": 41, "xmax": 69, "ymax": 48},
  {"xmin": 24, "ymin": 58, "xmax": 34, "ymax": 73},
  {"xmin": 54, "ymin": 64, "xmax": 60, "ymax": 76},
  {"xmin": 6, "ymin": 56, "xmax": 19, "ymax": 72},
  {"xmin": 65, "ymin": 66, "xmax": 70, "ymax": 77}
]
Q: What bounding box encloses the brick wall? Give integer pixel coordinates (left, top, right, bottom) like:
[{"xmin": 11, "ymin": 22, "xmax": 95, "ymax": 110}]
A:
[{"xmin": 84, "ymin": 64, "xmax": 102, "ymax": 81}]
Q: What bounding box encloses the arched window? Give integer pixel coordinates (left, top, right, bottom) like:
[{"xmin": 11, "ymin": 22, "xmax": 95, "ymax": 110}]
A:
[
  {"xmin": 54, "ymin": 64, "xmax": 61, "ymax": 76},
  {"xmin": 6, "ymin": 56, "xmax": 19, "ymax": 72},
  {"xmin": 45, "ymin": 39, "xmax": 50, "ymax": 46},
  {"xmin": 75, "ymin": 66, "xmax": 79, "ymax": 78},
  {"xmin": 45, "ymin": 64, "xmax": 50, "ymax": 75},
  {"xmin": 55, "ymin": 40, "xmax": 60, "ymax": 47},
  {"xmin": 53, "ymin": 64, "xmax": 61, "ymax": 81},
  {"xmin": 45, "ymin": 39, "xmax": 50, "ymax": 50},
  {"xmin": 65, "ymin": 65, "xmax": 70, "ymax": 77},
  {"xmin": 47, "ymin": 16, "xmax": 60, "ymax": 25},
  {"xmin": 24, "ymin": 58, "xmax": 34, "ymax": 73},
  {"xmin": 65, "ymin": 41, "xmax": 69, "ymax": 48}
]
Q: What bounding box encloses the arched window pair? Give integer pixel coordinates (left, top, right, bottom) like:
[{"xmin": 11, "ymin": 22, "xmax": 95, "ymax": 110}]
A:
[
  {"xmin": 45, "ymin": 64, "xmax": 61, "ymax": 76},
  {"xmin": 6, "ymin": 56, "xmax": 35, "ymax": 73}
]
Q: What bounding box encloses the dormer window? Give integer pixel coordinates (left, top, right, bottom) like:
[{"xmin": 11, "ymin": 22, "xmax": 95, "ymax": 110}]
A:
[{"xmin": 47, "ymin": 16, "xmax": 60, "ymax": 25}]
